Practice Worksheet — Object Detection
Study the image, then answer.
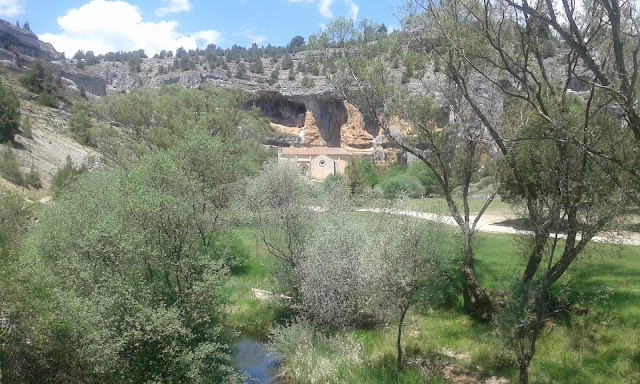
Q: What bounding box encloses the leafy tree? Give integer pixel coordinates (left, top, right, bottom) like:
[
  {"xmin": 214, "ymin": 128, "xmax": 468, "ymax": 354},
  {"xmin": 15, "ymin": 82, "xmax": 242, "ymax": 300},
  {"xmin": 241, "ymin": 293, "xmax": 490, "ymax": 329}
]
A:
[
  {"xmin": 243, "ymin": 162, "xmax": 316, "ymax": 297},
  {"xmin": 345, "ymin": 157, "xmax": 377, "ymax": 195},
  {"xmin": 0, "ymin": 144, "xmax": 24, "ymax": 186},
  {"xmin": 253, "ymin": 58, "xmax": 264, "ymax": 74},
  {"xmin": 235, "ymin": 62, "xmax": 247, "ymax": 78},
  {"xmin": 374, "ymin": 208, "xmax": 451, "ymax": 369},
  {"xmin": 24, "ymin": 135, "xmax": 253, "ymax": 382},
  {"xmin": 281, "ymin": 53, "xmax": 294, "ymax": 70},
  {"xmin": 20, "ymin": 59, "xmax": 60, "ymax": 107},
  {"xmin": 69, "ymin": 101, "xmax": 94, "ymax": 146},
  {"xmin": 84, "ymin": 50, "xmax": 99, "ymax": 65},
  {"xmin": 72, "ymin": 49, "xmax": 85, "ymax": 60},
  {"xmin": 288, "ymin": 35, "xmax": 305, "ymax": 52},
  {"xmin": 298, "ymin": 212, "xmax": 381, "ymax": 327},
  {"xmin": 0, "ymin": 81, "xmax": 21, "ymax": 143},
  {"xmin": 403, "ymin": 1, "xmax": 640, "ymax": 381}
]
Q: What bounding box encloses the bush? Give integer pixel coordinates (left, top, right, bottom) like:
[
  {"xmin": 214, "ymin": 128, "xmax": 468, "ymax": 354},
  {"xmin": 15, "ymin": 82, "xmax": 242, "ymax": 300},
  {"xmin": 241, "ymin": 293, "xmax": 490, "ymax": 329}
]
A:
[
  {"xmin": 345, "ymin": 158, "xmax": 377, "ymax": 195},
  {"xmin": 323, "ymin": 172, "xmax": 344, "ymax": 190},
  {"xmin": 379, "ymin": 173, "xmax": 426, "ymax": 198},
  {"xmin": 406, "ymin": 162, "xmax": 438, "ymax": 195},
  {"xmin": 0, "ymin": 145, "xmax": 24, "ymax": 186},
  {"xmin": 51, "ymin": 156, "xmax": 87, "ymax": 197},
  {"xmin": 24, "ymin": 167, "xmax": 42, "ymax": 189},
  {"xmin": 268, "ymin": 319, "xmax": 363, "ymax": 384}
]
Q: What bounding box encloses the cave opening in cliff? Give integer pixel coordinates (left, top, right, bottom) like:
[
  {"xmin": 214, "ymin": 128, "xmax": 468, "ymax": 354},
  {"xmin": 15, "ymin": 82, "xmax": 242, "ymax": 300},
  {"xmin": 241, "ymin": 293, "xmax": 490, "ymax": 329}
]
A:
[{"xmin": 250, "ymin": 97, "xmax": 307, "ymax": 128}]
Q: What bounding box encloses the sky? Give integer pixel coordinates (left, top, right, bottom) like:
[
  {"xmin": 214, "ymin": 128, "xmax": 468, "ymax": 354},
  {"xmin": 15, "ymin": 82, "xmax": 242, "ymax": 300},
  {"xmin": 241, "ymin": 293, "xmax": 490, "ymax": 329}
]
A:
[{"xmin": 0, "ymin": 0, "xmax": 406, "ymax": 57}]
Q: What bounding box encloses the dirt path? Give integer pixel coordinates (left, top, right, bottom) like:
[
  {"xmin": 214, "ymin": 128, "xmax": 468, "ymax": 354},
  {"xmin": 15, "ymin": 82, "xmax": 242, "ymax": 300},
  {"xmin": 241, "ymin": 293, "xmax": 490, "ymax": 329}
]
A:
[{"xmin": 356, "ymin": 208, "xmax": 640, "ymax": 247}]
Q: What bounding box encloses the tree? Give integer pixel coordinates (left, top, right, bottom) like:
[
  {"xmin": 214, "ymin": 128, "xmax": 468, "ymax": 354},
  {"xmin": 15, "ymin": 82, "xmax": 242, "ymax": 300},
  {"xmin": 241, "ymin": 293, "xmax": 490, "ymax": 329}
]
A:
[
  {"xmin": 403, "ymin": 1, "xmax": 640, "ymax": 381},
  {"xmin": 313, "ymin": 17, "xmax": 498, "ymax": 320},
  {"xmin": 51, "ymin": 156, "xmax": 87, "ymax": 198},
  {"xmin": 20, "ymin": 59, "xmax": 60, "ymax": 107},
  {"xmin": 235, "ymin": 62, "xmax": 247, "ymax": 78},
  {"xmin": 22, "ymin": 133, "xmax": 254, "ymax": 383},
  {"xmin": 243, "ymin": 162, "xmax": 316, "ymax": 297},
  {"xmin": 375, "ymin": 208, "xmax": 451, "ymax": 370},
  {"xmin": 282, "ymin": 53, "xmax": 294, "ymax": 70},
  {"xmin": 298, "ymin": 210, "xmax": 382, "ymax": 327},
  {"xmin": 288, "ymin": 35, "xmax": 305, "ymax": 52},
  {"xmin": 69, "ymin": 101, "xmax": 94, "ymax": 146},
  {"xmin": 73, "ymin": 49, "xmax": 85, "ymax": 60},
  {"xmin": 0, "ymin": 82, "xmax": 20, "ymax": 143}
]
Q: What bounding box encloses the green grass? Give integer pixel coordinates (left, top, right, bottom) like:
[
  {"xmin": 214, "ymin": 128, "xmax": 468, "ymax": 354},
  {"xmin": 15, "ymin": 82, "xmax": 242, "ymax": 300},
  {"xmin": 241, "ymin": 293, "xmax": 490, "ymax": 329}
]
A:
[
  {"xmin": 228, "ymin": 219, "xmax": 640, "ymax": 383},
  {"xmin": 224, "ymin": 228, "xmax": 291, "ymax": 336}
]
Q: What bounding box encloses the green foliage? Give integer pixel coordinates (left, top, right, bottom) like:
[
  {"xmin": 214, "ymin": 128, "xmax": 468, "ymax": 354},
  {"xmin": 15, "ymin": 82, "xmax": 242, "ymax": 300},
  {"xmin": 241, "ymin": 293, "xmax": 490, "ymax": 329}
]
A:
[
  {"xmin": 269, "ymin": 319, "xmax": 364, "ymax": 383},
  {"xmin": 0, "ymin": 144, "xmax": 24, "ymax": 186},
  {"xmin": 0, "ymin": 81, "xmax": 21, "ymax": 143},
  {"xmin": 323, "ymin": 172, "xmax": 345, "ymax": 190},
  {"xmin": 236, "ymin": 62, "xmax": 247, "ymax": 78},
  {"xmin": 99, "ymin": 85, "xmax": 272, "ymax": 157},
  {"xmin": 20, "ymin": 59, "xmax": 60, "ymax": 107},
  {"xmin": 0, "ymin": 191, "xmax": 28, "ymax": 259},
  {"xmin": 51, "ymin": 155, "xmax": 87, "ymax": 197},
  {"xmin": 282, "ymin": 54, "xmax": 294, "ymax": 70},
  {"xmin": 69, "ymin": 100, "xmax": 94, "ymax": 146},
  {"xmin": 379, "ymin": 173, "xmax": 426, "ymax": 199},
  {"xmin": 24, "ymin": 166, "xmax": 42, "ymax": 189},
  {"xmin": 20, "ymin": 135, "xmax": 259, "ymax": 382},
  {"xmin": 345, "ymin": 157, "xmax": 378, "ymax": 195}
]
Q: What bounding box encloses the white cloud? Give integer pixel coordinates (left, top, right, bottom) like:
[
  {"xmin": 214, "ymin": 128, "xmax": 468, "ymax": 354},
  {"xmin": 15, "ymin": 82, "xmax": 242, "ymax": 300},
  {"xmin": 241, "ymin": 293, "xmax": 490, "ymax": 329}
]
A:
[
  {"xmin": 39, "ymin": 0, "xmax": 222, "ymax": 57},
  {"xmin": 155, "ymin": 0, "xmax": 191, "ymax": 17},
  {"xmin": 289, "ymin": 0, "xmax": 358, "ymax": 20},
  {"xmin": 239, "ymin": 28, "xmax": 267, "ymax": 45},
  {"xmin": 318, "ymin": 0, "xmax": 335, "ymax": 18},
  {"xmin": 0, "ymin": 0, "xmax": 24, "ymax": 18},
  {"xmin": 345, "ymin": 0, "xmax": 358, "ymax": 20}
]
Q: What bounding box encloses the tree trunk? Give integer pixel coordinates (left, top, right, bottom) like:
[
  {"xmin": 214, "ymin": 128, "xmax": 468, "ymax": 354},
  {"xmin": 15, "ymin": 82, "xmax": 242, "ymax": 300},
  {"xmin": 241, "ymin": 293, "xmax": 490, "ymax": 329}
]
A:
[
  {"xmin": 462, "ymin": 236, "xmax": 495, "ymax": 322},
  {"xmin": 518, "ymin": 354, "xmax": 531, "ymax": 384},
  {"xmin": 396, "ymin": 307, "xmax": 407, "ymax": 371}
]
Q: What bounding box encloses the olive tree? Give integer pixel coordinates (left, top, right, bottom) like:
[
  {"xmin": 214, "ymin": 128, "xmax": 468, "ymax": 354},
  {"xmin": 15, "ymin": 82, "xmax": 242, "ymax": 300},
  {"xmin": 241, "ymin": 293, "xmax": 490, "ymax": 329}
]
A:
[
  {"xmin": 243, "ymin": 162, "xmax": 316, "ymax": 297},
  {"xmin": 298, "ymin": 212, "xmax": 381, "ymax": 327},
  {"xmin": 375, "ymin": 208, "xmax": 453, "ymax": 370}
]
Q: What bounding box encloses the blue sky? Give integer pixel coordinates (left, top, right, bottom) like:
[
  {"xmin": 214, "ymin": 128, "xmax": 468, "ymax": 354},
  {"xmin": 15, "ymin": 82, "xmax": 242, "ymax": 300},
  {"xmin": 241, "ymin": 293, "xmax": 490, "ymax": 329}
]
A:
[{"xmin": 0, "ymin": 0, "xmax": 406, "ymax": 56}]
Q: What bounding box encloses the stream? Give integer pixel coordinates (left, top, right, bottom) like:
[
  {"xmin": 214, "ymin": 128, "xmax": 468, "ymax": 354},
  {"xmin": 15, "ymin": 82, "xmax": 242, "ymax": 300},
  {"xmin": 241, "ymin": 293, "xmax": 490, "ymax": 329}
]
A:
[{"xmin": 232, "ymin": 336, "xmax": 283, "ymax": 383}]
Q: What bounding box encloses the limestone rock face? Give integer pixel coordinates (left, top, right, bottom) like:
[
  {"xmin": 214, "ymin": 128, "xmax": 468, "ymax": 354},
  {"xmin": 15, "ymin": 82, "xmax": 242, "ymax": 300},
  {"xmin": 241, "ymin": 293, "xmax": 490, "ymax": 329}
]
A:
[
  {"xmin": 302, "ymin": 111, "xmax": 324, "ymax": 146},
  {"xmin": 58, "ymin": 68, "xmax": 107, "ymax": 96},
  {"xmin": 340, "ymin": 101, "xmax": 374, "ymax": 151},
  {"xmin": 0, "ymin": 20, "xmax": 62, "ymax": 61}
]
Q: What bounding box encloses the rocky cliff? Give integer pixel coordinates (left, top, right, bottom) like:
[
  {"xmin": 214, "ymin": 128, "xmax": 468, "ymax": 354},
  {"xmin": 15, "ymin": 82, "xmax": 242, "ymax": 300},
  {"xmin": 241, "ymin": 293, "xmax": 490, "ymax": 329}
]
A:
[{"xmin": 0, "ymin": 19, "xmax": 62, "ymax": 61}]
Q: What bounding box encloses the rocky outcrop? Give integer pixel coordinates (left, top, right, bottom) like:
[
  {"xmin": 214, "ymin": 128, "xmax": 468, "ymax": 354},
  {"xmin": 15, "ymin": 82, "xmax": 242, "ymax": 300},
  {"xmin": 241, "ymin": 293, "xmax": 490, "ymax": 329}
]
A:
[
  {"xmin": 58, "ymin": 68, "xmax": 107, "ymax": 96},
  {"xmin": 0, "ymin": 19, "xmax": 62, "ymax": 61},
  {"xmin": 340, "ymin": 102, "xmax": 374, "ymax": 151}
]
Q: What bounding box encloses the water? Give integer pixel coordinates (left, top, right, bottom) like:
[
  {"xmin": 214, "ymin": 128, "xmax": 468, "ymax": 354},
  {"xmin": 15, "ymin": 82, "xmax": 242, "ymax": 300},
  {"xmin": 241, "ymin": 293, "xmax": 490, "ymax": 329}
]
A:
[{"xmin": 233, "ymin": 337, "xmax": 283, "ymax": 384}]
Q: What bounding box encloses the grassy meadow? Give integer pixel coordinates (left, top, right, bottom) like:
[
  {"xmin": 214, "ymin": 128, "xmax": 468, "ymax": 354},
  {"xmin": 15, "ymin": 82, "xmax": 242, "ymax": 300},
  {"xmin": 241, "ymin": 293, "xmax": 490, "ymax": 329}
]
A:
[{"xmin": 227, "ymin": 211, "xmax": 640, "ymax": 383}]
